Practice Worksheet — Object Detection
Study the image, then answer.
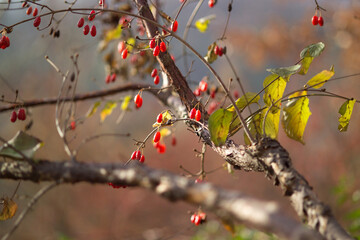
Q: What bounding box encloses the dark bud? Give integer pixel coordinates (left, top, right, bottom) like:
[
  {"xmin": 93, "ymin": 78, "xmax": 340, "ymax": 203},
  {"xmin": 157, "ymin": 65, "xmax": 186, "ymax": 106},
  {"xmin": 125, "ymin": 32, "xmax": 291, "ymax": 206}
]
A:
[
  {"xmin": 49, "ymin": 27, "xmax": 54, "ymax": 35},
  {"xmin": 228, "ymin": 4, "xmax": 232, "ymax": 12},
  {"xmin": 70, "ymin": 72, "xmax": 75, "ymax": 82},
  {"xmin": 54, "ymin": 30, "xmax": 60, "ymax": 38}
]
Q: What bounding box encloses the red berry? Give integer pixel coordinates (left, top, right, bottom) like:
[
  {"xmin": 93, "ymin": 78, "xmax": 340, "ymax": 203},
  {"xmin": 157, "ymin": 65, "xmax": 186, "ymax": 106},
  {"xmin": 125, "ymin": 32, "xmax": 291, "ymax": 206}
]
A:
[
  {"xmin": 199, "ymin": 80, "xmax": 208, "ymax": 92},
  {"xmin": 218, "ymin": 47, "xmax": 223, "ymax": 57},
  {"xmin": 189, "ymin": 108, "xmax": 196, "ymax": 119},
  {"xmin": 312, "ymin": 15, "xmax": 318, "ymax": 25},
  {"xmin": 0, "ymin": 36, "xmax": 10, "ymax": 49},
  {"xmin": 122, "ymin": 49, "xmax": 128, "ymax": 59},
  {"xmin": 171, "ymin": 20, "xmax": 178, "ymax": 32},
  {"xmin": 199, "ymin": 212, "xmax": 206, "ymax": 221},
  {"xmin": 131, "ymin": 151, "xmax": 137, "ymax": 160},
  {"xmin": 110, "ymin": 73, "xmax": 116, "ymax": 82},
  {"xmin": 17, "ymin": 108, "xmax": 26, "ymax": 121},
  {"xmin": 157, "ymin": 113, "xmax": 163, "ymax": 123},
  {"xmin": 83, "ymin": 25, "xmax": 90, "ymax": 35},
  {"xmin": 10, "ymin": 111, "xmax": 17, "ymax": 123},
  {"xmin": 153, "ymin": 46, "xmax": 160, "ymax": 56},
  {"xmin": 157, "ymin": 144, "xmax": 166, "ymax": 154},
  {"xmin": 153, "ymin": 131, "xmax": 161, "ymax": 143},
  {"xmin": 32, "ymin": 7, "xmax": 38, "ymax": 17},
  {"xmin": 208, "ymin": 0, "xmax": 215, "ymax": 8},
  {"xmin": 134, "ymin": 94, "xmax": 143, "ymax": 108},
  {"xmin": 77, "ymin": 17, "xmax": 84, "ymax": 28},
  {"xmin": 194, "ymin": 88, "xmax": 201, "ymax": 96},
  {"xmin": 33, "ymin": 16, "xmax": 41, "ymax": 27},
  {"xmin": 208, "ymin": 101, "xmax": 218, "ymax": 115},
  {"xmin": 135, "ymin": 150, "xmax": 141, "ymax": 160},
  {"xmin": 171, "ymin": 136, "xmax": 176, "ymax": 146},
  {"xmin": 26, "ymin": 6, "xmax": 32, "ymax": 15},
  {"xmin": 214, "ymin": 45, "xmax": 220, "ymax": 55},
  {"xmin": 70, "ymin": 121, "xmax": 76, "ymax": 130},
  {"xmin": 318, "ymin": 16, "xmax": 324, "ymax": 26},
  {"xmin": 105, "ymin": 74, "xmax": 111, "ymax": 84},
  {"xmin": 151, "ymin": 68, "xmax": 158, "ymax": 78},
  {"xmin": 88, "ymin": 10, "xmax": 96, "ymax": 21},
  {"xmin": 139, "ymin": 155, "xmax": 145, "ymax": 163},
  {"xmin": 195, "ymin": 178, "xmax": 203, "ymax": 183},
  {"xmin": 160, "ymin": 42, "xmax": 167, "ymax": 52},
  {"xmin": 90, "ymin": 25, "xmax": 97, "ymax": 37},
  {"xmin": 153, "ymin": 141, "xmax": 160, "ymax": 149},
  {"xmin": 194, "ymin": 215, "xmax": 201, "ymax": 225},
  {"xmin": 234, "ymin": 90, "xmax": 239, "ymax": 99},
  {"xmin": 117, "ymin": 41, "xmax": 126, "ymax": 54},
  {"xmin": 136, "ymin": 98, "xmax": 143, "ymax": 108},
  {"xmin": 154, "ymin": 75, "xmax": 160, "ymax": 85},
  {"xmin": 190, "ymin": 214, "xmax": 196, "ymax": 223},
  {"xmin": 210, "ymin": 89, "xmax": 216, "ymax": 98},
  {"xmin": 22, "ymin": 2, "xmax": 27, "ymax": 8},
  {"xmin": 99, "ymin": 0, "xmax": 104, "ymax": 6},
  {"xmin": 149, "ymin": 38, "xmax": 156, "ymax": 48},
  {"xmin": 195, "ymin": 110, "xmax": 201, "ymax": 121}
]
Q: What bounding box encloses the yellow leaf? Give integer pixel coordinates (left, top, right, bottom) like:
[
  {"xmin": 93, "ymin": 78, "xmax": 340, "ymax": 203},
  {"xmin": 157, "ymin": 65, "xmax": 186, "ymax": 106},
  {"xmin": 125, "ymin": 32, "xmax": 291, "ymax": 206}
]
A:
[
  {"xmin": 100, "ymin": 101, "xmax": 117, "ymax": 122},
  {"xmin": 0, "ymin": 197, "xmax": 18, "ymax": 221},
  {"xmin": 306, "ymin": 66, "xmax": 334, "ymax": 89},
  {"xmin": 86, "ymin": 101, "xmax": 101, "ymax": 118},
  {"xmin": 160, "ymin": 128, "xmax": 171, "ymax": 137},
  {"xmin": 338, "ymin": 98, "xmax": 356, "ymax": 132},
  {"xmin": 104, "ymin": 24, "xmax": 123, "ymax": 42},
  {"xmin": 121, "ymin": 95, "xmax": 132, "ymax": 111},
  {"xmin": 263, "ymin": 74, "xmax": 287, "ymax": 112},
  {"xmin": 195, "ymin": 15, "xmax": 215, "ymax": 33},
  {"xmin": 126, "ymin": 37, "xmax": 136, "ymax": 52},
  {"xmin": 227, "ymin": 92, "xmax": 260, "ymax": 112}
]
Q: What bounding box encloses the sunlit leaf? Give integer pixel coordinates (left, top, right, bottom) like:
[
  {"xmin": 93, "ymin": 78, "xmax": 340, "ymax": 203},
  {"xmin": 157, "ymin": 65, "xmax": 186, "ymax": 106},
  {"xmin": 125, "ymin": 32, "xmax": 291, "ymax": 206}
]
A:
[
  {"xmin": 282, "ymin": 91, "xmax": 311, "ymax": 144},
  {"xmin": 305, "ymin": 66, "xmax": 335, "ymax": 89},
  {"xmin": 227, "ymin": 92, "xmax": 260, "ymax": 112},
  {"xmin": 266, "ymin": 64, "xmax": 301, "ymax": 82},
  {"xmin": 100, "ymin": 101, "xmax": 117, "ymax": 122},
  {"xmin": 160, "ymin": 128, "xmax": 171, "ymax": 137},
  {"xmin": 195, "ymin": 15, "xmax": 215, "ymax": 33},
  {"xmin": 86, "ymin": 101, "xmax": 101, "ymax": 118},
  {"xmin": 204, "ymin": 42, "xmax": 218, "ymax": 64},
  {"xmin": 152, "ymin": 111, "xmax": 173, "ymax": 127},
  {"xmin": 263, "ymin": 74, "xmax": 287, "ymax": 112},
  {"xmin": 299, "ymin": 42, "xmax": 325, "ymax": 75},
  {"xmin": 121, "ymin": 95, "xmax": 132, "ymax": 111},
  {"xmin": 208, "ymin": 109, "xmax": 233, "ymax": 146},
  {"xmin": 0, "ymin": 197, "xmax": 18, "ymax": 221},
  {"xmin": 338, "ymin": 98, "xmax": 356, "ymax": 132},
  {"xmin": 244, "ymin": 111, "xmax": 262, "ymax": 145},
  {"xmin": 0, "ymin": 131, "xmax": 43, "ymax": 159},
  {"xmin": 126, "ymin": 37, "xmax": 136, "ymax": 52}
]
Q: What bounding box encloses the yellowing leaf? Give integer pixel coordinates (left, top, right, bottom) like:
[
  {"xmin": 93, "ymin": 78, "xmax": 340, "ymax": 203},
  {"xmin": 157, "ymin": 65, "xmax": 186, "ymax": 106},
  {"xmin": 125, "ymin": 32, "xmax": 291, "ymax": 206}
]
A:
[
  {"xmin": 266, "ymin": 64, "xmax": 301, "ymax": 82},
  {"xmin": 305, "ymin": 66, "xmax": 335, "ymax": 89},
  {"xmin": 262, "ymin": 107, "xmax": 280, "ymax": 140},
  {"xmin": 204, "ymin": 42, "xmax": 218, "ymax": 64},
  {"xmin": 227, "ymin": 92, "xmax": 260, "ymax": 112},
  {"xmin": 282, "ymin": 91, "xmax": 311, "ymax": 144},
  {"xmin": 160, "ymin": 128, "xmax": 171, "ymax": 137},
  {"xmin": 126, "ymin": 37, "xmax": 136, "ymax": 52},
  {"xmin": 86, "ymin": 101, "xmax": 101, "ymax": 117},
  {"xmin": 338, "ymin": 99, "xmax": 356, "ymax": 132},
  {"xmin": 244, "ymin": 111, "xmax": 262, "ymax": 145},
  {"xmin": 100, "ymin": 101, "xmax": 117, "ymax": 122},
  {"xmin": 298, "ymin": 56, "xmax": 314, "ymax": 75},
  {"xmin": 263, "ymin": 74, "xmax": 287, "ymax": 112},
  {"xmin": 0, "ymin": 197, "xmax": 18, "ymax": 221},
  {"xmin": 121, "ymin": 95, "xmax": 132, "ymax": 111},
  {"xmin": 104, "ymin": 24, "xmax": 123, "ymax": 42},
  {"xmin": 299, "ymin": 42, "xmax": 325, "ymax": 75},
  {"xmin": 152, "ymin": 111, "xmax": 173, "ymax": 127},
  {"xmin": 208, "ymin": 109, "xmax": 233, "ymax": 146},
  {"xmin": 195, "ymin": 15, "xmax": 215, "ymax": 33}
]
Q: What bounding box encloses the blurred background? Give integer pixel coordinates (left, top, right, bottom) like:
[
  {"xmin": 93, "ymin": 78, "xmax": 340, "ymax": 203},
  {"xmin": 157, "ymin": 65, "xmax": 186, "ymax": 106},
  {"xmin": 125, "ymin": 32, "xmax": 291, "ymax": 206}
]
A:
[{"xmin": 1, "ymin": 0, "xmax": 360, "ymax": 239}]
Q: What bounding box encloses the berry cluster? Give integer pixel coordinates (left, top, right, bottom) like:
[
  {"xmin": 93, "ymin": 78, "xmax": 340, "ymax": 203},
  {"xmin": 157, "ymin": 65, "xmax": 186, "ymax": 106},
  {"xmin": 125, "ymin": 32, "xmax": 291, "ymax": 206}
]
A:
[
  {"xmin": 25, "ymin": 5, "xmax": 38, "ymax": 17},
  {"xmin": 214, "ymin": 45, "xmax": 225, "ymax": 57},
  {"xmin": 78, "ymin": 11, "xmax": 97, "ymax": 37},
  {"xmin": 189, "ymin": 108, "xmax": 201, "ymax": 121},
  {"xmin": 105, "ymin": 73, "xmax": 117, "ymax": 84},
  {"xmin": 10, "ymin": 108, "xmax": 26, "ymax": 123},
  {"xmin": 151, "ymin": 68, "xmax": 160, "ymax": 85},
  {"xmin": 153, "ymin": 141, "xmax": 166, "ymax": 153},
  {"xmin": 131, "ymin": 150, "xmax": 145, "ymax": 163},
  {"xmin": 194, "ymin": 80, "xmax": 208, "ymax": 97},
  {"xmin": 0, "ymin": 35, "xmax": 10, "ymax": 50},
  {"xmin": 134, "ymin": 93, "xmax": 143, "ymax": 108},
  {"xmin": 190, "ymin": 212, "xmax": 207, "ymax": 226},
  {"xmin": 312, "ymin": 13, "xmax": 324, "ymax": 26},
  {"xmin": 149, "ymin": 38, "xmax": 167, "ymax": 57}
]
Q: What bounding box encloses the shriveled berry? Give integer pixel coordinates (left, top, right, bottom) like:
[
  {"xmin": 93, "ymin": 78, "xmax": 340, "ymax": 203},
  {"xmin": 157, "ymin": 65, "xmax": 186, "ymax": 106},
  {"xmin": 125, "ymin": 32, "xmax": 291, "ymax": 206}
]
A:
[
  {"xmin": 190, "ymin": 214, "xmax": 196, "ymax": 223},
  {"xmin": 83, "ymin": 25, "xmax": 90, "ymax": 35},
  {"xmin": 139, "ymin": 155, "xmax": 145, "ymax": 163},
  {"xmin": 171, "ymin": 20, "xmax": 178, "ymax": 32},
  {"xmin": 312, "ymin": 15, "xmax": 318, "ymax": 25},
  {"xmin": 149, "ymin": 38, "xmax": 156, "ymax": 48},
  {"xmin": 18, "ymin": 108, "xmax": 26, "ymax": 121},
  {"xmin": 10, "ymin": 111, "xmax": 17, "ymax": 123},
  {"xmin": 26, "ymin": 6, "xmax": 32, "ymax": 15},
  {"xmin": 122, "ymin": 49, "xmax": 128, "ymax": 59},
  {"xmin": 32, "ymin": 7, "xmax": 38, "ymax": 17},
  {"xmin": 154, "ymin": 75, "xmax": 160, "ymax": 85},
  {"xmin": 77, "ymin": 17, "xmax": 85, "ymax": 28},
  {"xmin": 110, "ymin": 73, "xmax": 116, "ymax": 82},
  {"xmin": 88, "ymin": 10, "xmax": 96, "ymax": 21},
  {"xmin": 160, "ymin": 42, "xmax": 166, "ymax": 52},
  {"xmin": 151, "ymin": 68, "xmax": 158, "ymax": 78},
  {"xmin": 70, "ymin": 121, "xmax": 76, "ymax": 130},
  {"xmin": 189, "ymin": 108, "xmax": 196, "ymax": 119},
  {"xmin": 153, "ymin": 131, "xmax": 161, "ymax": 143},
  {"xmin": 318, "ymin": 16, "xmax": 324, "ymax": 26},
  {"xmin": 90, "ymin": 25, "xmax": 97, "ymax": 37},
  {"xmin": 157, "ymin": 144, "xmax": 166, "ymax": 153},
  {"xmin": 199, "ymin": 80, "xmax": 208, "ymax": 92},
  {"xmin": 157, "ymin": 113, "xmax": 163, "ymax": 123},
  {"xmin": 153, "ymin": 46, "xmax": 160, "ymax": 56},
  {"xmin": 33, "ymin": 16, "xmax": 41, "ymax": 27},
  {"xmin": 195, "ymin": 110, "xmax": 201, "ymax": 121}
]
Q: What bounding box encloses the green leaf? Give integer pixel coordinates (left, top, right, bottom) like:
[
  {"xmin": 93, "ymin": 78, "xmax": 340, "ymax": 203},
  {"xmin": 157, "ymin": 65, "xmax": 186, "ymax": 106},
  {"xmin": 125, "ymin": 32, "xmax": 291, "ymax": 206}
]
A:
[
  {"xmin": 100, "ymin": 101, "xmax": 117, "ymax": 122},
  {"xmin": 195, "ymin": 15, "xmax": 215, "ymax": 33},
  {"xmin": 338, "ymin": 98, "xmax": 356, "ymax": 132},
  {"xmin": 0, "ymin": 131, "xmax": 43, "ymax": 159},
  {"xmin": 299, "ymin": 42, "xmax": 325, "ymax": 75},
  {"xmin": 86, "ymin": 101, "xmax": 101, "ymax": 118},
  {"xmin": 227, "ymin": 92, "xmax": 260, "ymax": 112},
  {"xmin": 263, "ymin": 74, "xmax": 287, "ymax": 112},
  {"xmin": 121, "ymin": 95, "xmax": 132, "ymax": 111},
  {"xmin": 208, "ymin": 109, "xmax": 233, "ymax": 146},
  {"xmin": 266, "ymin": 64, "xmax": 301, "ymax": 82},
  {"xmin": 282, "ymin": 91, "xmax": 311, "ymax": 144},
  {"xmin": 204, "ymin": 42, "xmax": 218, "ymax": 64},
  {"xmin": 305, "ymin": 66, "xmax": 335, "ymax": 89}
]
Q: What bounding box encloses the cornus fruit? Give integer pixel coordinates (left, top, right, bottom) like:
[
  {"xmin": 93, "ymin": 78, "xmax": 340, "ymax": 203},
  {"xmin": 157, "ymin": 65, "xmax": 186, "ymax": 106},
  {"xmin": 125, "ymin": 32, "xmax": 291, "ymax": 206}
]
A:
[
  {"xmin": 218, "ymin": 47, "xmax": 224, "ymax": 56},
  {"xmin": 117, "ymin": 41, "xmax": 126, "ymax": 54},
  {"xmin": 139, "ymin": 155, "xmax": 145, "ymax": 163},
  {"xmin": 33, "ymin": 7, "xmax": 38, "ymax": 17},
  {"xmin": 33, "ymin": 16, "xmax": 41, "ymax": 28},
  {"xmin": 17, "ymin": 108, "xmax": 26, "ymax": 121},
  {"xmin": 312, "ymin": 15, "xmax": 318, "ymax": 25},
  {"xmin": 194, "ymin": 88, "xmax": 201, "ymax": 96},
  {"xmin": 131, "ymin": 151, "xmax": 137, "ymax": 160},
  {"xmin": 105, "ymin": 74, "xmax": 111, "ymax": 84},
  {"xmin": 90, "ymin": 25, "xmax": 97, "ymax": 37},
  {"xmin": 26, "ymin": 6, "xmax": 32, "ymax": 15},
  {"xmin": 153, "ymin": 46, "xmax": 160, "ymax": 56},
  {"xmin": 210, "ymin": 89, "xmax": 216, "ymax": 98},
  {"xmin": 190, "ymin": 212, "xmax": 206, "ymax": 225},
  {"xmin": 151, "ymin": 68, "xmax": 158, "ymax": 78},
  {"xmin": 135, "ymin": 150, "xmax": 141, "ymax": 160},
  {"xmin": 70, "ymin": 121, "xmax": 76, "ymax": 130},
  {"xmin": 77, "ymin": 18, "xmax": 85, "ymax": 28},
  {"xmin": 160, "ymin": 42, "xmax": 167, "ymax": 52},
  {"xmin": 171, "ymin": 136, "xmax": 176, "ymax": 146},
  {"xmin": 154, "ymin": 75, "xmax": 160, "ymax": 85},
  {"xmin": 195, "ymin": 110, "xmax": 201, "ymax": 121},
  {"xmin": 214, "ymin": 45, "xmax": 220, "ymax": 55},
  {"xmin": 10, "ymin": 111, "xmax": 17, "ymax": 123},
  {"xmin": 190, "ymin": 214, "xmax": 196, "ymax": 223},
  {"xmin": 149, "ymin": 38, "xmax": 156, "ymax": 48},
  {"xmin": 318, "ymin": 16, "xmax": 324, "ymax": 26},
  {"xmin": 153, "ymin": 131, "xmax": 161, "ymax": 143},
  {"xmin": 134, "ymin": 94, "xmax": 143, "ymax": 108},
  {"xmin": 199, "ymin": 80, "xmax": 208, "ymax": 92},
  {"xmin": 83, "ymin": 25, "xmax": 90, "ymax": 35},
  {"xmin": 189, "ymin": 108, "xmax": 196, "ymax": 119},
  {"xmin": 157, "ymin": 144, "xmax": 166, "ymax": 154},
  {"xmin": 110, "ymin": 73, "xmax": 116, "ymax": 82},
  {"xmin": 88, "ymin": 10, "xmax": 96, "ymax": 21},
  {"xmin": 171, "ymin": 20, "xmax": 178, "ymax": 32},
  {"xmin": 0, "ymin": 36, "xmax": 10, "ymax": 49},
  {"xmin": 122, "ymin": 49, "xmax": 128, "ymax": 59},
  {"xmin": 208, "ymin": 0, "xmax": 215, "ymax": 8},
  {"xmin": 157, "ymin": 113, "xmax": 163, "ymax": 123}
]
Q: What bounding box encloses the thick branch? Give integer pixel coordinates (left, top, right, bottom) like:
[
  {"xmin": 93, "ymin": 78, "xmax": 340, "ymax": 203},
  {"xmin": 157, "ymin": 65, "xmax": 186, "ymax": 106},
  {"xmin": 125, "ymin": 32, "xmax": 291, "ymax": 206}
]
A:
[{"xmin": 0, "ymin": 158, "xmax": 320, "ymax": 240}]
